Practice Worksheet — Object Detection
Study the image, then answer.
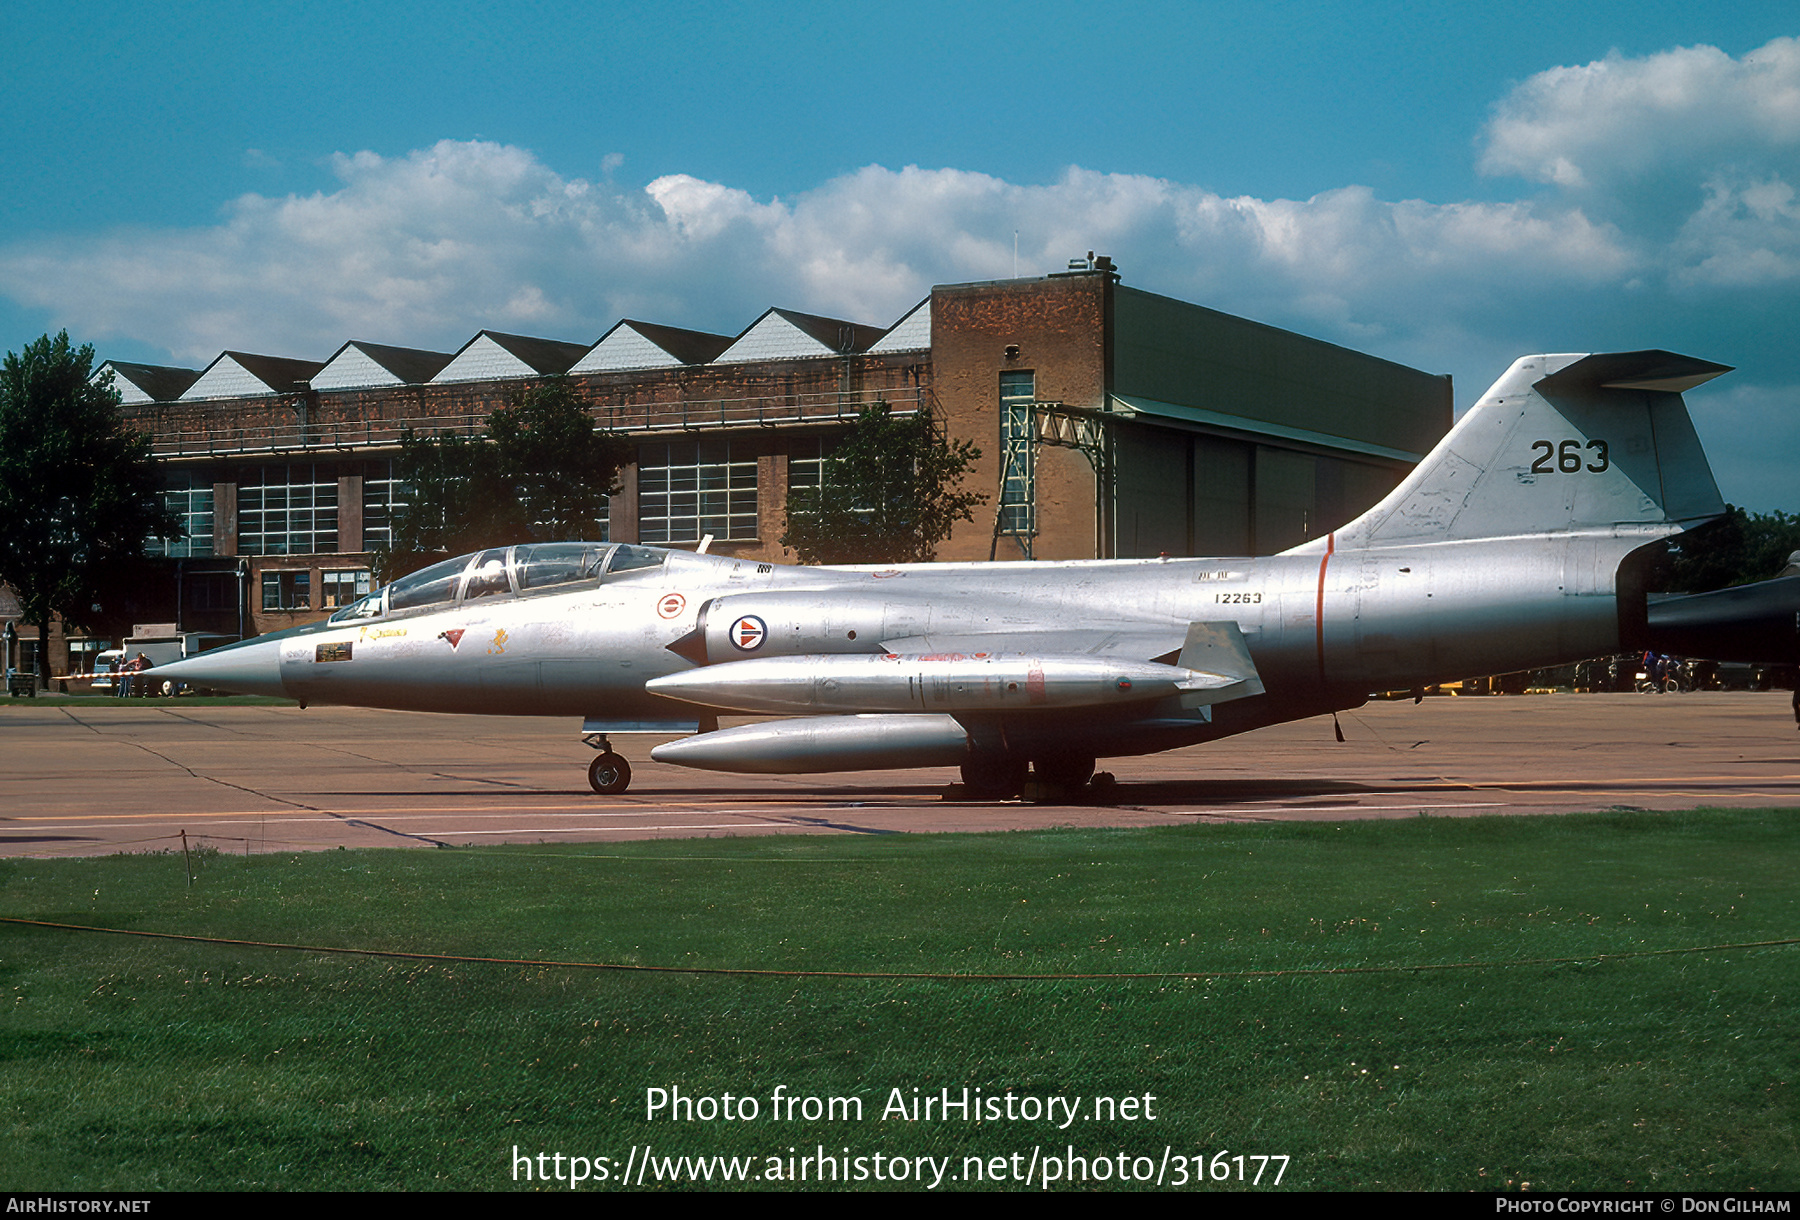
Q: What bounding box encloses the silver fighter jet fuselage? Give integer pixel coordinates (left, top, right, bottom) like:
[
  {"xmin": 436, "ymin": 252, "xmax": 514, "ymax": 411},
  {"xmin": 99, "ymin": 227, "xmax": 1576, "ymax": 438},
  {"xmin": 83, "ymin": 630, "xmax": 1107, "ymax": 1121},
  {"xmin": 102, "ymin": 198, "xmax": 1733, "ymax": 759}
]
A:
[{"xmin": 153, "ymin": 350, "xmax": 1735, "ymax": 795}]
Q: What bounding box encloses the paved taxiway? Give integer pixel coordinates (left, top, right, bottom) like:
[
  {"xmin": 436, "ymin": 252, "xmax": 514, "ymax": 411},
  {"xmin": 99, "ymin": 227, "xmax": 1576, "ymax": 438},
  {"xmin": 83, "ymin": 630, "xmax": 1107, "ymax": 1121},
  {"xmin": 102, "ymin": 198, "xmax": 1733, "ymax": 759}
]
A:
[{"xmin": 2, "ymin": 692, "xmax": 1796, "ymax": 856}]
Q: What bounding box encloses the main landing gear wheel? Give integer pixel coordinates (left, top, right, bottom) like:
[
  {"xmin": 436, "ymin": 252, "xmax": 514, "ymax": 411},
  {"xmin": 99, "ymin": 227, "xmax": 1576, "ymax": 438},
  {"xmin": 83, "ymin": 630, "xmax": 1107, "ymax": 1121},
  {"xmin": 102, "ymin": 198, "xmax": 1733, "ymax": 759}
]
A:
[
  {"xmin": 588, "ymin": 752, "xmax": 632, "ymax": 795},
  {"xmin": 1034, "ymin": 753, "xmax": 1096, "ymax": 788},
  {"xmin": 960, "ymin": 756, "xmax": 1029, "ymax": 799}
]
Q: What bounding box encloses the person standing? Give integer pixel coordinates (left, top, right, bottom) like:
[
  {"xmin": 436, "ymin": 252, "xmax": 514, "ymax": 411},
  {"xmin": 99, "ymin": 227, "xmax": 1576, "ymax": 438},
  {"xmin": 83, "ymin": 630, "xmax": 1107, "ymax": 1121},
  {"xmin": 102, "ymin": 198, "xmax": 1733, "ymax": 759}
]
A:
[{"xmin": 117, "ymin": 652, "xmax": 150, "ymax": 698}]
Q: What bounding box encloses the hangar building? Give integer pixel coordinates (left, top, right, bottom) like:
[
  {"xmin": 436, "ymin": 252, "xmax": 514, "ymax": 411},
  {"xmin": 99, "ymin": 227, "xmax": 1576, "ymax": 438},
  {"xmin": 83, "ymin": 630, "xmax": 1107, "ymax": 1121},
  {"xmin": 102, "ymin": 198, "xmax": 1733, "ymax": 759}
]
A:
[{"xmin": 10, "ymin": 257, "xmax": 1451, "ymax": 676}]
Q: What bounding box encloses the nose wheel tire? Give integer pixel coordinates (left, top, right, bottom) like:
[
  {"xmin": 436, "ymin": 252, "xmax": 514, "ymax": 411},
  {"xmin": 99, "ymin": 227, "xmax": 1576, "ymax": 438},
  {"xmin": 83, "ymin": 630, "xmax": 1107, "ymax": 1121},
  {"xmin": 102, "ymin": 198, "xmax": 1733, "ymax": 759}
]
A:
[{"xmin": 588, "ymin": 752, "xmax": 632, "ymax": 795}]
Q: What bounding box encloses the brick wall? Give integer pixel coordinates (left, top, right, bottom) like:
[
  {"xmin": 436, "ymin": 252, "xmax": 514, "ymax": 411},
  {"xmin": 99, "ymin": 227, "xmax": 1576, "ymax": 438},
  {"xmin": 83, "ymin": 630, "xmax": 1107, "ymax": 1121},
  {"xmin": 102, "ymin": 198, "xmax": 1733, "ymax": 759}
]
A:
[
  {"xmin": 118, "ymin": 352, "xmax": 938, "ymax": 634},
  {"xmin": 930, "ymin": 274, "xmax": 1110, "ymax": 561},
  {"xmin": 125, "ymin": 353, "xmax": 930, "ymax": 457}
]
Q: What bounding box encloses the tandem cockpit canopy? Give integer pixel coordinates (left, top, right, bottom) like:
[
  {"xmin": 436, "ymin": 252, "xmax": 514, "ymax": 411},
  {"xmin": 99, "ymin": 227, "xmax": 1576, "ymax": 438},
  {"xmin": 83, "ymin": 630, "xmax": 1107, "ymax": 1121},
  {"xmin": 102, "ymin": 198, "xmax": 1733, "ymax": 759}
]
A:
[{"xmin": 328, "ymin": 543, "xmax": 668, "ymax": 624}]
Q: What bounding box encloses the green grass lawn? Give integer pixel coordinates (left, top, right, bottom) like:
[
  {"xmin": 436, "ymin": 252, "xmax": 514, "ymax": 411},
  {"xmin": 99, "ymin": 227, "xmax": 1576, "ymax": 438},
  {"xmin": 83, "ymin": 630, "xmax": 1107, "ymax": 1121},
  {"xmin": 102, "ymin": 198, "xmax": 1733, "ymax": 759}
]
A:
[{"xmin": 2, "ymin": 810, "xmax": 1796, "ymax": 1191}]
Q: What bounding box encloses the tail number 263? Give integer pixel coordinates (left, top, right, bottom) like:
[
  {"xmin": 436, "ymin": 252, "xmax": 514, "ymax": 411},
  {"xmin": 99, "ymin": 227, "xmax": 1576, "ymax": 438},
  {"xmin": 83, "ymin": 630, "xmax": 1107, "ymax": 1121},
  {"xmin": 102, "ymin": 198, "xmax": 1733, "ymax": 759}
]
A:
[{"xmin": 1530, "ymin": 439, "xmax": 1610, "ymax": 474}]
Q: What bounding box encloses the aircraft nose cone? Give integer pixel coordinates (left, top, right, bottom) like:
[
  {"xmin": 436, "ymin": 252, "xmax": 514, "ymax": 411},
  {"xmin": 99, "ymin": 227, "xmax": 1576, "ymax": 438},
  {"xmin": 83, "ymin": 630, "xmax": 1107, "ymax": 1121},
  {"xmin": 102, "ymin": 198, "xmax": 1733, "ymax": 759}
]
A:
[{"xmin": 150, "ymin": 637, "xmax": 289, "ymax": 699}]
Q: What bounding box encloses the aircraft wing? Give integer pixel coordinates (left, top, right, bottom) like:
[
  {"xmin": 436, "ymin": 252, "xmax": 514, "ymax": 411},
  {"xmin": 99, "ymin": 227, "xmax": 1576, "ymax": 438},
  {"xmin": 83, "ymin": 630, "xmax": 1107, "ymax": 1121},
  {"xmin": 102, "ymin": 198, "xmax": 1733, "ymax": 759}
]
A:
[{"xmin": 1173, "ymin": 621, "xmax": 1265, "ymax": 707}]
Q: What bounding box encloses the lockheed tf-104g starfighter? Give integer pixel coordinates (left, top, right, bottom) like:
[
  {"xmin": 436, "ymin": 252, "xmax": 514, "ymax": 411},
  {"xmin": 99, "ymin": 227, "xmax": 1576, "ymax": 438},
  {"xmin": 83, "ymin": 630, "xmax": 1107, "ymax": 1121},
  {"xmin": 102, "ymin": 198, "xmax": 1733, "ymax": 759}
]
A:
[{"xmin": 154, "ymin": 350, "xmax": 1739, "ymax": 797}]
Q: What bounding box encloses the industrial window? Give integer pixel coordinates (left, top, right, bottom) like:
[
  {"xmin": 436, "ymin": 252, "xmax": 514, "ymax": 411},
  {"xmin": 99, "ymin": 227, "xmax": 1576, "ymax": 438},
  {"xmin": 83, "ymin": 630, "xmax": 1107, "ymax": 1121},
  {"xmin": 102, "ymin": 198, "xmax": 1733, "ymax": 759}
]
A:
[
  {"xmin": 185, "ymin": 573, "xmax": 237, "ymax": 614},
  {"xmin": 637, "ymin": 440, "xmax": 757, "ymax": 543},
  {"xmin": 155, "ymin": 471, "xmax": 214, "ymax": 557},
  {"xmin": 544, "ymin": 494, "xmax": 608, "ymax": 543},
  {"xmin": 321, "ymin": 569, "xmax": 373, "ymax": 610},
  {"xmin": 239, "ymin": 465, "xmax": 338, "ymax": 556},
  {"xmin": 261, "ymin": 570, "xmax": 311, "ymax": 611},
  {"xmin": 360, "ymin": 460, "xmax": 405, "ymax": 550},
  {"xmin": 786, "ymin": 433, "xmax": 846, "ymax": 495},
  {"xmin": 997, "ymin": 370, "xmax": 1036, "ymax": 546}
]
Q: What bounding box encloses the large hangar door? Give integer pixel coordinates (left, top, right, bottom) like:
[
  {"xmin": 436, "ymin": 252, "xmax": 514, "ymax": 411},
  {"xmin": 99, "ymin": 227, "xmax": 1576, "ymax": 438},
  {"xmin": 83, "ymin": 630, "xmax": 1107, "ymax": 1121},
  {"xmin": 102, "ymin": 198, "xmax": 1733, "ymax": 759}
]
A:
[
  {"xmin": 1192, "ymin": 436, "xmax": 1252, "ymax": 557},
  {"xmin": 1113, "ymin": 421, "xmax": 1192, "ymax": 558}
]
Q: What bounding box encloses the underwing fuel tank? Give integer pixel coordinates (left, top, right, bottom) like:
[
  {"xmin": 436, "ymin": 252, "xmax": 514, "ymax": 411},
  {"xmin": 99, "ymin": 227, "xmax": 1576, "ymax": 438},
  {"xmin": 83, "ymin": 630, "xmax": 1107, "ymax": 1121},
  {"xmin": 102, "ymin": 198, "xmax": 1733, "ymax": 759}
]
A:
[
  {"xmin": 649, "ymin": 714, "xmax": 971, "ymax": 774},
  {"xmin": 643, "ymin": 652, "xmax": 1241, "ymax": 715}
]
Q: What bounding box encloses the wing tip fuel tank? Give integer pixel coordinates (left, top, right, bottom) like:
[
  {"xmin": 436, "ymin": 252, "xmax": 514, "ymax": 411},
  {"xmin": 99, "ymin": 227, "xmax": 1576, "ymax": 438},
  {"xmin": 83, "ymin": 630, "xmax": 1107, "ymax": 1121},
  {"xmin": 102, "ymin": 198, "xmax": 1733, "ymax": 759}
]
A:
[{"xmin": 649, "ymin": 714, "xmax": 971, "ymax": 774}]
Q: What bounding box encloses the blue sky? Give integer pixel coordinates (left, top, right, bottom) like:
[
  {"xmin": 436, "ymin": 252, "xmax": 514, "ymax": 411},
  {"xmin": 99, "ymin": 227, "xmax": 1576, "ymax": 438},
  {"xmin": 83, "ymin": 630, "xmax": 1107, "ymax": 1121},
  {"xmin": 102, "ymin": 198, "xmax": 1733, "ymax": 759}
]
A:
[{"xmin": 4, "ymin": 0, "xmax": 1797, "ymax": 509}]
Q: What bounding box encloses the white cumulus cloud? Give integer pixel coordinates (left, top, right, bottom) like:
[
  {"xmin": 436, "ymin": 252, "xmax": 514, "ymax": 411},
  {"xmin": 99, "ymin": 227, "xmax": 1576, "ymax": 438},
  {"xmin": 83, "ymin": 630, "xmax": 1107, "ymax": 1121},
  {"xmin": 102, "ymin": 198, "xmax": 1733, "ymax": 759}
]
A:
[
  {"xmin": 1480, "ymin": 37, "xmax": 1800, "ymax": 289},
  {"xmin": 0, "ymin": 146, "xmax": 1637, "ymax": 371},
  {"xmin": 1481, "ymin": 38, "xmax": 1800, "ymax": 194},
  {"xmin": 2, "ymin": 39, "xmax": 1799, "ymax": 508}
]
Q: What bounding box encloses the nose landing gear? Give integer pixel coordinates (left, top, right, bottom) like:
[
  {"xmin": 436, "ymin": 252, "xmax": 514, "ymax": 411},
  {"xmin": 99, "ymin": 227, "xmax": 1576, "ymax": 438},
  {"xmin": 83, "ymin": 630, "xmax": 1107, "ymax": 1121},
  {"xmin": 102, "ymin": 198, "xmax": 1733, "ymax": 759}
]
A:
[
  {"xmin": 588, "ymin": 751, "xmax": 632, "ymax": 794},
  {"xmin": 582, "ymin": 731, "xmax": 633, "ymax": 794}
]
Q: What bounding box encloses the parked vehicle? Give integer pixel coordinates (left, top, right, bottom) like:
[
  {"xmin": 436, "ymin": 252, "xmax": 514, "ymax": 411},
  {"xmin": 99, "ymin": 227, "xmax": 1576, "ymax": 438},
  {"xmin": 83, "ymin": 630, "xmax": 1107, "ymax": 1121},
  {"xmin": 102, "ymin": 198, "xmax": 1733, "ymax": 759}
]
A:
[{"xmin": 92, "ymin": 630, "xmax": 235, "ymax": 694}]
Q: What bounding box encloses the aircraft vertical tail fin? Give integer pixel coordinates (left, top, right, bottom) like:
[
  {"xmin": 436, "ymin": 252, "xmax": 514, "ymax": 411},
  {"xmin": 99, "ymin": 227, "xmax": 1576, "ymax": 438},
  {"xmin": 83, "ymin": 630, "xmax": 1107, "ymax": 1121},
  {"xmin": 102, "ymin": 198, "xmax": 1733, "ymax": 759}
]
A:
[{"xmin": 1302, "ymin": 350, "xmax": 1730, "ymax": 551}]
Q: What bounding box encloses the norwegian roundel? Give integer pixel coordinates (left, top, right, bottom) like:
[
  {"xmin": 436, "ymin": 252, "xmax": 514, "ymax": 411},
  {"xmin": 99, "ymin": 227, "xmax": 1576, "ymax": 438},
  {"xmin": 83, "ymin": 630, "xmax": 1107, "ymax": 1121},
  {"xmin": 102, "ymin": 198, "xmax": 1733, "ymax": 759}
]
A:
[{"xmin": 729, "ymin": 614, "xmax": 767, "ymax": 652}]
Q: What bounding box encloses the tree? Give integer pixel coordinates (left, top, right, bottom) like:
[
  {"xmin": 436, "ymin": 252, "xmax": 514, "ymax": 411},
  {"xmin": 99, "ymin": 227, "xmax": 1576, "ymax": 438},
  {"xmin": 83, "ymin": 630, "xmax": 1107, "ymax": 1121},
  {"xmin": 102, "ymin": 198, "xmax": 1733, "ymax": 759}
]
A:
[
  {"xmin": 485, "ymin": 378, "xmax": 631, "ymax": 541},
  {"xmin": 780, "ymin": 401, "xmax": 985, "ymax": 565},
  {"xmin": 381, "ymin": 429, "xmax": 516, "ymax": 569},
  {"xmin": 378, "ymin": 377, "xmax": 627, "ymax": 580},
  {"xmin": 1655, "ymin": 506, "xmax": 1800, "ymax": 593},
  {"xmin": 0, "ymin": 332, "xmax": 178, "ymax": 687}
]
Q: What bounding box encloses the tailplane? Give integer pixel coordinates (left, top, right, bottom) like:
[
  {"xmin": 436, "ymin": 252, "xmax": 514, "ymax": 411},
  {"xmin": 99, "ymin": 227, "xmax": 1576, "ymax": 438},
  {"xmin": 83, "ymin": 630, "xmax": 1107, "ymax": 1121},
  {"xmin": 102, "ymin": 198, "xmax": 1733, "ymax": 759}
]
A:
[{"xmin": 1303, "ymin": 350, "xmax": 1729, "ymax": 550}]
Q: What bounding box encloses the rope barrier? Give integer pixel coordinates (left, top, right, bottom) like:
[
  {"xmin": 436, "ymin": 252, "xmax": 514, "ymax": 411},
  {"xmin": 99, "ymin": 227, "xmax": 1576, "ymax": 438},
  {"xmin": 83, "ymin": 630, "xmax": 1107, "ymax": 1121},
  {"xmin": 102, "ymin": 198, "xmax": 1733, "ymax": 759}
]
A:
[{"xmin": 4, "ymin": 915, "xmax": 1792, "ymax": 982}]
